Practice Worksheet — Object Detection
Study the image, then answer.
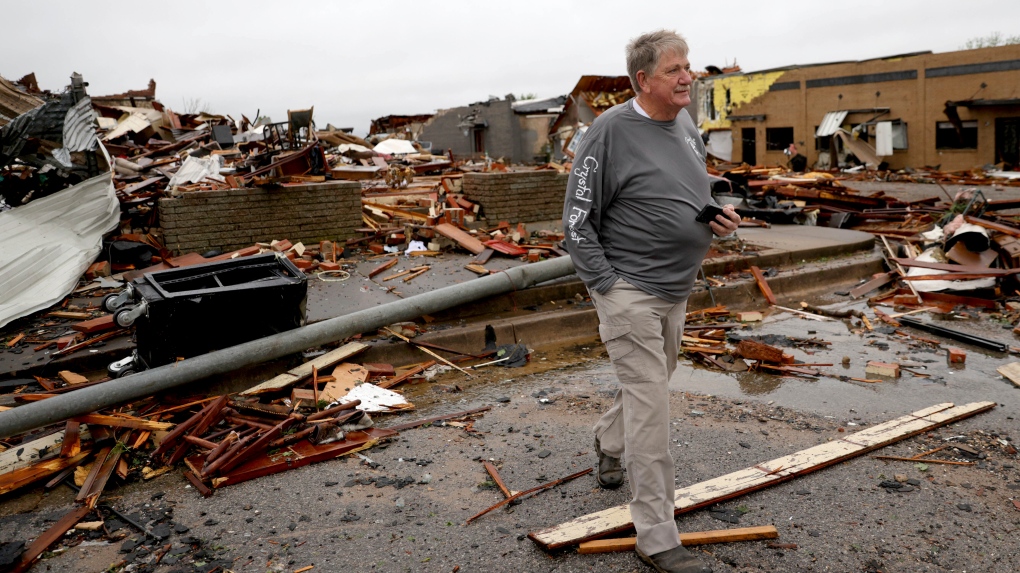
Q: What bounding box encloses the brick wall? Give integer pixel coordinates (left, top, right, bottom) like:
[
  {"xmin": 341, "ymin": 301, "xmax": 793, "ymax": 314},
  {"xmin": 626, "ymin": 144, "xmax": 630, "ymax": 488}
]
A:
[
  {"xmin": 462, "ymin": 171, "xmax": 568, "ymax": 223},
  {"xmin": 159, "ymin": 182, "xmax": 362, "ymax": 255}
]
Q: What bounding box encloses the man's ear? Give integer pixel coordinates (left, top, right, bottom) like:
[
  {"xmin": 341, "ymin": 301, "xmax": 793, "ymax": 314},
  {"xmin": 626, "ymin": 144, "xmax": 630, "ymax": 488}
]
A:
[{"xmin": 635, "ymin": 70, "xmax": 648, "ymax": 94}]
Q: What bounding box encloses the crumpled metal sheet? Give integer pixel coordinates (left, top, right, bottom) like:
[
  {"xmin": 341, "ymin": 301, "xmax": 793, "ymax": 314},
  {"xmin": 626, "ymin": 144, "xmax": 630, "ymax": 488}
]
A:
[
  {"xmin": 62, "ymin": 96, "xmax": 98, "ymax": 152},
  {"xmin": 0, "ymin": 170, "xmax": 119, "ymax": 328},
  {"xmin": 168, "ymin": 154, "xmax": 225, "ymax": 189}
]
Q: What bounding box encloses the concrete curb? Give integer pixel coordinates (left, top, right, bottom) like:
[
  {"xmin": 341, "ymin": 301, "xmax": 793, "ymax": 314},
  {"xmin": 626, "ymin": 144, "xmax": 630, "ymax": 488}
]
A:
[{"xmin": 354, "ymin": 250, "xmax": 886, "ymax": 368}]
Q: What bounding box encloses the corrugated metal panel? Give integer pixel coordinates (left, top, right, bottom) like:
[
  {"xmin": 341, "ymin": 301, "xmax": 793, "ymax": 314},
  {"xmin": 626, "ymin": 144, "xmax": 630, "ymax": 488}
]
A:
[
  {"xmin": 62, "ymin": 96, "xmax": 98, "ymax": 152},
  {"xmin": 0, "ymin": 171, "xmax": 119, "ymax": 328},
  {"xmin": 815, "ymin": 110, "xmax": 848, "ymax": 137}
]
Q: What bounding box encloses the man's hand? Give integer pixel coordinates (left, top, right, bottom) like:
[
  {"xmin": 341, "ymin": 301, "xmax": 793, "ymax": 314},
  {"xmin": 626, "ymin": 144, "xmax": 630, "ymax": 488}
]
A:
[{"xmin": 709, "ymin": 204, "xmax": 741, "ymax": 237}]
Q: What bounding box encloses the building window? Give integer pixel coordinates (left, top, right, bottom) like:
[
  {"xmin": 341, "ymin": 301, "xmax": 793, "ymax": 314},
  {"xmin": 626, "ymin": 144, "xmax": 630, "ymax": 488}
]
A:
[
  {"xmin": 936, "ymin": 120, "xmax": 977, "ymax": 149},
  {"xmin": 891, "ymin": 121, "xmax": 908, "ymax": 150},
  {"xmin": 765, "ymin": 127, "xmax": 794, "ymax": 151},
  {"xmin": 814, "ymin": 126, "xmax": 830, "ymax": 151}
]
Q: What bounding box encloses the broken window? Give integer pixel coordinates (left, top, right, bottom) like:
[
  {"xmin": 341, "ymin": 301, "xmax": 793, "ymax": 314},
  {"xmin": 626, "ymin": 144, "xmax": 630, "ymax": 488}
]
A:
[
  {"xmin": 765, "ymin": 127, "xmax": 794, "ymax": 151},
  {"xmin": 891, "ymin": 120, "xmax": 908, "ymax": 150},
  {"xmin": 936, "ymin": 120, "xmax": 978, "ymax": 149}
]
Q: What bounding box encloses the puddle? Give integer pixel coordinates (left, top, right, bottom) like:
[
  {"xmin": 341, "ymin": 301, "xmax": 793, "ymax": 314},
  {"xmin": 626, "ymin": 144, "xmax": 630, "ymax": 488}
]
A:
[{"xmin": 418, "ymin": 297, "xmax": 1020, "ymax": 423}]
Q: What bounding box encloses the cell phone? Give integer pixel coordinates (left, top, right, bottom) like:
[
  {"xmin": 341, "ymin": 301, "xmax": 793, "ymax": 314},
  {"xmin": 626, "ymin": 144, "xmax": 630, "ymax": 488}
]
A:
[{"xmin": 695, "ymin": 203, "xmax": 725, "ymax": 224}]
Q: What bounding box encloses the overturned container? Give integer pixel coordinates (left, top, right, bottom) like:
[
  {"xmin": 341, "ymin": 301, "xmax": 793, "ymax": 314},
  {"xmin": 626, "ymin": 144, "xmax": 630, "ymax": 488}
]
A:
[{"xmin": 105, "ymin": 252, "xmax": 306, "ymax": 375}]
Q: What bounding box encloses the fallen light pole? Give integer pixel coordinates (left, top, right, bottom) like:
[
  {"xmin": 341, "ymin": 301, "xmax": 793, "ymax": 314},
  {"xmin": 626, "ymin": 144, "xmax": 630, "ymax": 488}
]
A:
[{"xmin": 0, "ymin": 256, "xmax": 576, "ymax": 438}]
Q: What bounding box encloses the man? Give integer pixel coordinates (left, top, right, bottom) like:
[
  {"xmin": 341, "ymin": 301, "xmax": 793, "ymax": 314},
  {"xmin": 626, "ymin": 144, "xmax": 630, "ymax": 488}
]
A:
[{"xmin": 562, "ymin": 30, "xmax": 740, "ymax": 573}]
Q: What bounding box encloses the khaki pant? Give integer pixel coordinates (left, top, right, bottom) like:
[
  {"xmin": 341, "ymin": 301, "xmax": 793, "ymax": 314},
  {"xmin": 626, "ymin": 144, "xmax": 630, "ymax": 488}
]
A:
[{"xmin": 591, "ymin": 279, "xmax": 687, "ymax": 556}]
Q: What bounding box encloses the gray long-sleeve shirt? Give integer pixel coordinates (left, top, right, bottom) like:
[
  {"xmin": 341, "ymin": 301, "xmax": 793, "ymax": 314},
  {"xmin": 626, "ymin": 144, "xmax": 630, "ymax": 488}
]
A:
[{"xmin": 562, "ymin": 102, "xmax": 713, "ymax": 303}]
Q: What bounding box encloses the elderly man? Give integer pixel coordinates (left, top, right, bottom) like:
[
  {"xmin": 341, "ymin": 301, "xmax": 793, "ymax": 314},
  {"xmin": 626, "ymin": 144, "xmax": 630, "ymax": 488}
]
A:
[{"xmin": 562, "ymin": 30, "xmax": 740, "ymax": 573}]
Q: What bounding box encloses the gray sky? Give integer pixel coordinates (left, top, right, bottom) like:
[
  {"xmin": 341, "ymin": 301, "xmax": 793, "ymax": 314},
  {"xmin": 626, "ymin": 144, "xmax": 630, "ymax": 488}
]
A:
[{"xmin": 3, "ymin": 1, "xmax": 1018, "ymax": 136}]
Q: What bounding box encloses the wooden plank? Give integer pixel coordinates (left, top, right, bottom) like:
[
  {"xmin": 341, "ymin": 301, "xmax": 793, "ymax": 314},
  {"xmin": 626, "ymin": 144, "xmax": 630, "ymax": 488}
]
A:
[
  {"xmin": 242, "ymin": 342, "xmax": 369, "ymax": 395},
  {"xmin": 0, "ymin": 428, "xmax": 85, "ymax": 475},
  {"xmin": 483, "ymin": 461, "xmax": 515, "ymax": 498},
  {"xmin": 578, "ymin": 525, "xmax": 779, "ymax": 554},
  {"xmin": 528, "ymin": 401, "xmax": 995, "ymax": 550},
  {"xmin": 849, "ymin": 271, "xmax": 897, "ymax": 299},
  {"xmin": 0, "ymin": 451, "xmax": 91, "ymax": 496},
  {"xmin": 71, "ymin": 414, "xmax": 172, "ymax": 431},
  {"xmin": 435, "ymin": 223, "xmax": 486, "ymax": 255},
  {"xmin": 964, "ymin": 215, "xmax": 1020, "ymax": 238},
  {"xmin": 749, "ymin": 266, "xmax": 777, "ymax": 305},
  {"xmin": 76, "ymin": 446, "xmax": 123, "ymax": 508},
  {"xmin": 367, "ymin": 256, "xmax": 399, "ymax": 278},
  {"xmin": 892, "ymin": 258, "xmax": 1016, "ymax": 274},
  {"xmin": 8, "ymin": 504, "xmax": 93, "ymax": 573},
  {"xmin": 376, "ymin": 360, "xmax": 437, "ymax": 389},
  {"xmin": 471, "ymin": 248, "xmax": 494, "ymax": 264},
  {"xmin": 996, "ymin": 362, "xmax": 1020, "ymax": 388},
  {"xmin": 60, "ymin": 421, "xmax": 81, "ymax": 458}
]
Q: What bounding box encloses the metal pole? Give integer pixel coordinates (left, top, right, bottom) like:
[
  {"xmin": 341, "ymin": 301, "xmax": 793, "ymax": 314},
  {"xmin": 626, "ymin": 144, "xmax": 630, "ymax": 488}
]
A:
[{"xmin": 0, "ymin": 256, "xmax": 576, "ymax": 438}]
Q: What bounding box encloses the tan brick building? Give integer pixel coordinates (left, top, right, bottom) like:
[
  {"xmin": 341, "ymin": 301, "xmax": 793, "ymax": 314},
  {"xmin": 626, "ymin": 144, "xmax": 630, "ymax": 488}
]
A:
[{"xmin": 692, "ymin": 45, "xmax": 1020, "ymax": 171}]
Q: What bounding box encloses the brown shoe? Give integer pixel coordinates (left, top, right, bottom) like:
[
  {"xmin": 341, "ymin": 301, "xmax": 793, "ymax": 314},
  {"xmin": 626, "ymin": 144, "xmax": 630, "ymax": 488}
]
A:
[
  {"xmin": 594, "ymin": 437, "xmax": 623, "ymax": 489},
  {"xmin": 636, "ymin": 545, "xmax": 713, "ymax": 573}
]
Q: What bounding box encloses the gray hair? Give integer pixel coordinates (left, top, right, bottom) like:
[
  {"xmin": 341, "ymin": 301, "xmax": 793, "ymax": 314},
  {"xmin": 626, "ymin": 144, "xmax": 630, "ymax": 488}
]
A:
[{"xmin": 626, "ymin": 30, "xmax": 689, "ymax": 92}]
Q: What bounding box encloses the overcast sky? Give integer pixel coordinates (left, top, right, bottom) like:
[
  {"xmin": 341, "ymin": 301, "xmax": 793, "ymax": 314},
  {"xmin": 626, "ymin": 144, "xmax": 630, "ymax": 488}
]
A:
[{"xmin": 3, "ymin": 1, "xmax": 1018, "ymax": 136}]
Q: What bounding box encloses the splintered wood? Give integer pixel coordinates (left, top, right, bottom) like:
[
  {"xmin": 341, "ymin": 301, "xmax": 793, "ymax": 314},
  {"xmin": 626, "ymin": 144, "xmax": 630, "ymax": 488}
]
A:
[{"xmin": 528, "ymin": 402, "xmax": 995, "ymax": 550}]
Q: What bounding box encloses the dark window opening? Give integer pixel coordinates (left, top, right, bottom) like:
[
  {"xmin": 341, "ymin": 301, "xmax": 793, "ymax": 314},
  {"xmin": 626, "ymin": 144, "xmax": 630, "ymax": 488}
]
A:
[
  {"xmin": 765, "ymin": 127, "xmax": 794, "ymax": 151},
  {"xmin": 814, "ymin": 126, "xmax": 831, "ymax": 151},
  {"xmin": 936, "ymin": 121, "xmax": 977, "ymax": 149},
  {"xmin": 473, "ymin": 128, "xmax": 486, "ymax": 153},
  {"xmin": 741, "ymin": 127, "xmax": 756, "ymax": 164}
]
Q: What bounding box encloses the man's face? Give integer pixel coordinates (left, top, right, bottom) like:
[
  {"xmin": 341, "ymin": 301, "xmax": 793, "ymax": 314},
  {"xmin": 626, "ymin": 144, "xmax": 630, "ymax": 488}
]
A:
[{"xmin": 640, "ymin": 51, "xmax": 692, "ymax": 112}]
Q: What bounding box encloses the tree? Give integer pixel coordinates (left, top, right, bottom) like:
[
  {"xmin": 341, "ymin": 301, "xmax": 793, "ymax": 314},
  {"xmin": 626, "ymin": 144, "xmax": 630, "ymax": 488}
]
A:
[
  {"xmin": 181, "ymin": 97, "xmax": 211, "ymax": 114},
  {"xmin": 517, "ymin": 93, "xmax": 538, "ymax": 100},
  {"xmin": 962, "ymin": 32, "xmax": 1020, "ymax": 49}
]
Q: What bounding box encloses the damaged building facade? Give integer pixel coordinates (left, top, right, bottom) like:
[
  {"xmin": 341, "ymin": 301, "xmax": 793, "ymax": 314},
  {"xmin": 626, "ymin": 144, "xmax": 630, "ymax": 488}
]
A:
[
  {"xmin": 693, "ymin": 44, "xmax": 1020, "ymax": 171},
  {"xmin": 418, "ymin": 94, "xmax": 564, "ymax": 164}
]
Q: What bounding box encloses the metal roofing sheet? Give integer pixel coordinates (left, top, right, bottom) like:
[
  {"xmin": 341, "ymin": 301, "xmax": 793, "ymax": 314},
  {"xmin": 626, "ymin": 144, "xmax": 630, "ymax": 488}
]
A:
[
  {"xmin": 0, "ymin": 170, "xmax": 119, "ymax": 328},
  {"xmin": 815, "ymin": 110, "xmax": 848, "ymax": 137},
  {"xmin": 62, "ymin": 96, "xmax": 98, "ymax": 152}
]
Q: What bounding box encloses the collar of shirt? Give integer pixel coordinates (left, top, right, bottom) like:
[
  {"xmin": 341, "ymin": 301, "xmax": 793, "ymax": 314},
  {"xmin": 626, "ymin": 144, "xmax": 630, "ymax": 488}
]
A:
[{"xmin": 632, "ymin": 98, "xmax": 651, "ymax": 118}]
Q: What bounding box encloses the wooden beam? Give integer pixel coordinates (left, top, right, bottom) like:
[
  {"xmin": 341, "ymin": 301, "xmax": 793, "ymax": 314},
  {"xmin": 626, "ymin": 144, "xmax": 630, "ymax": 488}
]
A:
[
  {"xmin": 0, "ymin": 450, "xmax": 91, "ymax": 496},
  {"xmin": 8, "ymin": 504, "xmax": 93, "ymax": 573},
  {"xmin": 849, "ymin": 271, "xmax": 897, "ymax": 299},
  {"xmin": 71, "ymin": 414, "xmax": 172, "ymax": 431},
  {"xmin": 528, "ymin": 401, "xmax": 995, "ymax": 550},
  {"xmin": 242, "ymin": 341, "xmax": 368, "ymax": 395},
  {"xmin": 367, "ymin": 256, "xmax": 399, "ymax": 278},
  {"xmin": 578, "ymin": 525, "xmax": 780, "ymax": 554},
  {"xmin": 749, "ymin": 266, "xmax": 777, "ymax": 306}
]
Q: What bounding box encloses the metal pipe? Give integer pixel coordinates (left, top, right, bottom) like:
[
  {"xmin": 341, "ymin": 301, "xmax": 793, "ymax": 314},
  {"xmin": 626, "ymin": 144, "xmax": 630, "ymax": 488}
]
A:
[{"xmin": 0, "ymin": 256, "xmax": 576, "ymax": 438}]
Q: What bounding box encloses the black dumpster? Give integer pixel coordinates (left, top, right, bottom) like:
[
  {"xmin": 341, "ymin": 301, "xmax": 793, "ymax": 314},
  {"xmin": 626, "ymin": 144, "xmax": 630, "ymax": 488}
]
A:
[{"xmin": 124, "ymin": 252, "xmax": 307, "ymax": 371}]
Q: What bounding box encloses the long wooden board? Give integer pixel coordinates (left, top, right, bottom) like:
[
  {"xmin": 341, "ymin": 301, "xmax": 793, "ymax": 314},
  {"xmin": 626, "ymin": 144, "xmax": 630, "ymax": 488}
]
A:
[
  {"xmin": 435, "ymin": 223, "xmax": 486, "ymax": 255},
  {"xmin": 242, "ymin": 342, "xmax": 368, "ymax": 395},
  {"xmin": 578, "ymin": 525, "xmax": 779, "ymax": 554},
  {"xmin": 0, "ymin": 427, "xmax": 88, "ymax": 475},
  {"xmin": 529, "ymin": 401, "xmax": 995, "ymax": 550}
]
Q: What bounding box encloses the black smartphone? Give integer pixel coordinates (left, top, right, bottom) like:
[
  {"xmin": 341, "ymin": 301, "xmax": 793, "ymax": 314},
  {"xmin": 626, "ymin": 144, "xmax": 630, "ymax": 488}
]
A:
[{"xmin": 695, "ymin": 203, "xmax": 725, "ymax": 224}]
